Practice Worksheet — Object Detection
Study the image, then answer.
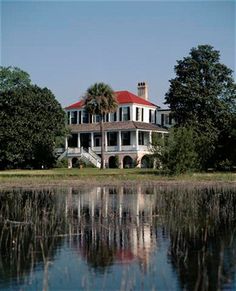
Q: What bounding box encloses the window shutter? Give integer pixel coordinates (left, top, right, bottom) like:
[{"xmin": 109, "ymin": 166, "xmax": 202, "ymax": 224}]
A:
[
  {"xmin": 149, "ymin": 110, "xmax": 151, "ymax": 123},
  {"xmin": 79, "ymin": 111, "xmax": 82, "ymax": 124},
  {"xmin": 106, "ymin": 114, "xmax": 109, "ymax": 122},
  {"xmin": 127, "ymin": 107, "xmax": 130, "ymax": 120},
  {"xmin": 119, "ymin": 108, "xmax": 122, "ymax": 121},
  {"xmin": 142, "ymin": 108, "xmax": 144, "ymax": 122},
  {"xmin": 136, "ymin": 108, "xmax": 138, "ymax": 121},
  {"xmin": 114, "ymin": 112, "xmax": 117, "ymax": 121}
]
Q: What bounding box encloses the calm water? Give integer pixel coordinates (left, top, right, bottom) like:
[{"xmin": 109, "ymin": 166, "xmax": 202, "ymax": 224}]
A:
[{"xmin": 0, "ymin": 185, "xmax": 236, "ymax": 290}]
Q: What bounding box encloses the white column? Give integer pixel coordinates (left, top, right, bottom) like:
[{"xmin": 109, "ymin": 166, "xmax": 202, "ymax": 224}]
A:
[
  {"xmin": 91, "ymin": 132, "xmax": 94, "ymax": 149},
  {"xmin": 105, "ymin": 132, "xmax": 108, "ymax": 151},
  {"xmin": 149, "ymin": 131, "xmax": 152, "ymax": 145},
  {"xmin": 65, "ymin": 137, "xmax": 68, "ymax": 149},
  {"xmin": 77, "ymin": 133, "xmax": 80, "ymax": 149},
  {"xmin": 136, "ymin": 129, "xmax": 139, "ymax": 150},
  {"xmin": 118, "ymin": 131, "xmax": 121, "ymax": 151},
  {"xmin": 81, "ymin": 110, "xmax": 83, "ymax": 124}
]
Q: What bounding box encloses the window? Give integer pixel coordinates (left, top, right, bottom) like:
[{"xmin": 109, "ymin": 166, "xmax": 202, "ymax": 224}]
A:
[
  {"xmin": 123, "ymin": 107, "xmax": 130, "ymax": 121},
  {"xmin": 110, "ymin": 112, "xmax": 117, "ymax": 122},
  {"xmin": 71, "ymin": 111, "xmax": 78, "ymax": 124},
  {"xmin": 107, "ymin": 132, "xmax": 117, "ymax": 146},
  {"xmin": 149, "ymin": 110, "xmax": 155, "ymax": 123},
  {"xmin": 121, "ymin": 131, "xmax": 130, "ymax": 145},
  {"xmin": 139, "ymin": 132, "xmax": 149, "ymax": 145},
  {"xmin": 120, "ymin": 107, "xmax": 130, "ymax": 121},
  {"xmin": 93, "ymin": 115, "xmax": 100, "ymax": 123},
  {"xmin": 83, "ymin": 110, "xmax": 89, "ymax": 123}
]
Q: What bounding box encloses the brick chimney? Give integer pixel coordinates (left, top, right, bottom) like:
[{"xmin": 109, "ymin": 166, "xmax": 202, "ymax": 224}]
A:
[{"xmin": 137, "ymin": 82, "xmax": 148, "ymax": 100}]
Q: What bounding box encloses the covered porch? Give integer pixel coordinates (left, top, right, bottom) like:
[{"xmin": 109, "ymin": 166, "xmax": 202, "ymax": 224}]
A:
[{"xmin": 65, "ymin": 129, "xmax": 159, "ymax": 153}]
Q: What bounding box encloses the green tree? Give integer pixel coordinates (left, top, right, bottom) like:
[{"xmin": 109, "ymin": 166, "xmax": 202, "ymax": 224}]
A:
[
  {"xmin": 155, "ymin": 127, "xmax": 198, "ymax": 174},
  {"xmin": 0, "ymin": 66, "xmax": 31, "ymax": 92},
  {"xmin": 0, "ymin": 85, "xmax": 66, "ymax": 169},
  {"xmin": 84, "ymin": 82, "xmax": 118, "ymax": 169},
  {"xmin": 165, "ymin": 45, "xmax": 236, "ymax": 169}
]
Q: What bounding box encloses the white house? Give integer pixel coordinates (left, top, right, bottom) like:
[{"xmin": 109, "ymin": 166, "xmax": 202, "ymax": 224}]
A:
[{"xmin": 62, "ymin": 82, "xmax": 171, "ymax": 168}]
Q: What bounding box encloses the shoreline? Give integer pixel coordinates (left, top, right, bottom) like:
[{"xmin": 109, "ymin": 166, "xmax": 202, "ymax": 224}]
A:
[{"xmin": 0, "ymin": 168, "xmax": 235, "ymax": 190}]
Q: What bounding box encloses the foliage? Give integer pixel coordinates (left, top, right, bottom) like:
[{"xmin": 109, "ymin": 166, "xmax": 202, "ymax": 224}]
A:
[
  {"xmin": 165, "ymin": 45, "xmax": 236, "ymax": 169},
  {"xmin": 114, "ymin": 155, "xmax": 120, "ymax": 168},
  {"xmin": 84, "ymin": 83, "xmax": 118, "ymax": 169},
  {"xmin": 55, "ymin": 158, "xmax": 68, "ymax": 168},
  {"xmin": 0, "ymin": 66, "xmax": 31, "ymax": 92},
  {"xmin": 153, "ymin": 127, "xmax": 198, "ymax": 174},
  {"xmin": 0, "ymin": 83, "xmax": 66, "ymax": 169}
]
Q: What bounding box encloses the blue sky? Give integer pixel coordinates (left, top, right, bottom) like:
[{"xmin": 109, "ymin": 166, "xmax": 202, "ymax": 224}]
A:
[{"xmin": 1, "ymin": 1, "xmax": 235, "ymax": 107}]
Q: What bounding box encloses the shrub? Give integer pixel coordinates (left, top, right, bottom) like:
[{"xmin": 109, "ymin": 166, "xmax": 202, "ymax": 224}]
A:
[
  {"xmin": 154, "ymin": 127, "xmax": 198, "ymax": 174},
  {"xmin": 55, "ymin": 158, "xmax": 68, "ymax": 168}
]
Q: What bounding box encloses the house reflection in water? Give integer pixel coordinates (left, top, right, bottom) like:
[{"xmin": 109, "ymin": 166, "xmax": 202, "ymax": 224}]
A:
[{"xmin": 65, "ymin": 186, "xmax": 157, "ymax": 272}]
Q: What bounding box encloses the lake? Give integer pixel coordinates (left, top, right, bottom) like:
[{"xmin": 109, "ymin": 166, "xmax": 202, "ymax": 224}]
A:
[{"xmin": 0, "ymin": 185, "xmax": 235, "ymax": 290}]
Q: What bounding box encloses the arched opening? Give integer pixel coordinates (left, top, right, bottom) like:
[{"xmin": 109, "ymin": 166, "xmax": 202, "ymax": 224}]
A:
[
  {"xmin": 108, "ymin": 156, "xmax": 118, "ymax": 168},
  {"xmin": 72, "ymin": 157, "xmax": 79, "ymax": 168},
  {"xmin": 141, "ymin": 155, "xmax": 153, "ymax": 168},
  {"xmin": 123, "ymin": 156, "xmax": 133, "ymax": 169}
]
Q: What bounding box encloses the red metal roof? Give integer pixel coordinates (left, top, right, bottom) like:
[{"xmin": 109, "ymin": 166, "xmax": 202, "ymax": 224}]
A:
[
  {"xmin": 65, "ymin": 100, "xmax": 84, "ymax": 110},
  {"xmin": 116, "ymin": 91, "xmax": 157, "ymax": 107},
  {"xmin": 65, "ymin": 91, "xmax": 157, "ymax": 109}
]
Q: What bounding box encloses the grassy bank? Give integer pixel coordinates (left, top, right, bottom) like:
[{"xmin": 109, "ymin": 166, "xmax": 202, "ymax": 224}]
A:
[{"xmin": 0, "ymin": 168, "xmax": 235, "ymax": 189}]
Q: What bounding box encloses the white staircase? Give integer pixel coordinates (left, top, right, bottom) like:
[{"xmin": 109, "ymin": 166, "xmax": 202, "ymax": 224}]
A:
[
  {"xmin": 57, "ymin": 149, "xmax": 67, "ymax": 161},
  {"xmin": 56, "ymin": 147, "xmax": 101, "ymax": 168},
  {"xmin": 81, "ymin": 147, "xmax": 101, "ymax": 168}
]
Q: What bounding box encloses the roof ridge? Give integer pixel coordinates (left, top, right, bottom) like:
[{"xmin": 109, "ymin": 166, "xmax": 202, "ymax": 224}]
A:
[{"xmin": 66, "ymin": 90, "xmax": 158, "ymax": 109}]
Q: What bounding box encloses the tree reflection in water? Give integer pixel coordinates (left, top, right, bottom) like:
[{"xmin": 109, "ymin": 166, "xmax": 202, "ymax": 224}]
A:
[{"xmin": 0, "ymin": 185, "xmax": 235, "ymax": 290}]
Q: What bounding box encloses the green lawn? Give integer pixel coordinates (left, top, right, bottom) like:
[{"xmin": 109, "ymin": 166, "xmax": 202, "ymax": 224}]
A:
[{"xmin": 0, "ymin": 168, "xmax": 235, "ymax": 188}]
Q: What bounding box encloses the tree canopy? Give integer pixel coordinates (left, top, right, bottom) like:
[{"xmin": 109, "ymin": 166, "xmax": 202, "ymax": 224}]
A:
[
  {"xmin": 0, "ymin": 67, "xmax": 66, "ymax": 169},
  {"xmin": 0, "ymin": 66, "xmax": 31, "ymax": 92},
  {"xmin": 84, "ymin": 82, "xmax": 117, "ymax": 169},
  {"xmin": 165, "ymin": 45, "xmax": 236, "ymax": 170},
  {"xmin": 165, "ymin": 45, "xmax": 236, "ymax": 128}
]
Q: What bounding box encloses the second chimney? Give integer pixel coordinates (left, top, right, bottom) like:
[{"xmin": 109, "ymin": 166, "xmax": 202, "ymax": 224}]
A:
[{"xmin": 137, "ymin": 82, "xmax": 148, "ymax": 100}]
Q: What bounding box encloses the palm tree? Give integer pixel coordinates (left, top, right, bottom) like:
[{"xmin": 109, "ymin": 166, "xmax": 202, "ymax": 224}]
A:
[{"xmin": 84, "ymin": 83, "xmax": 118, "ymax": 169}]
